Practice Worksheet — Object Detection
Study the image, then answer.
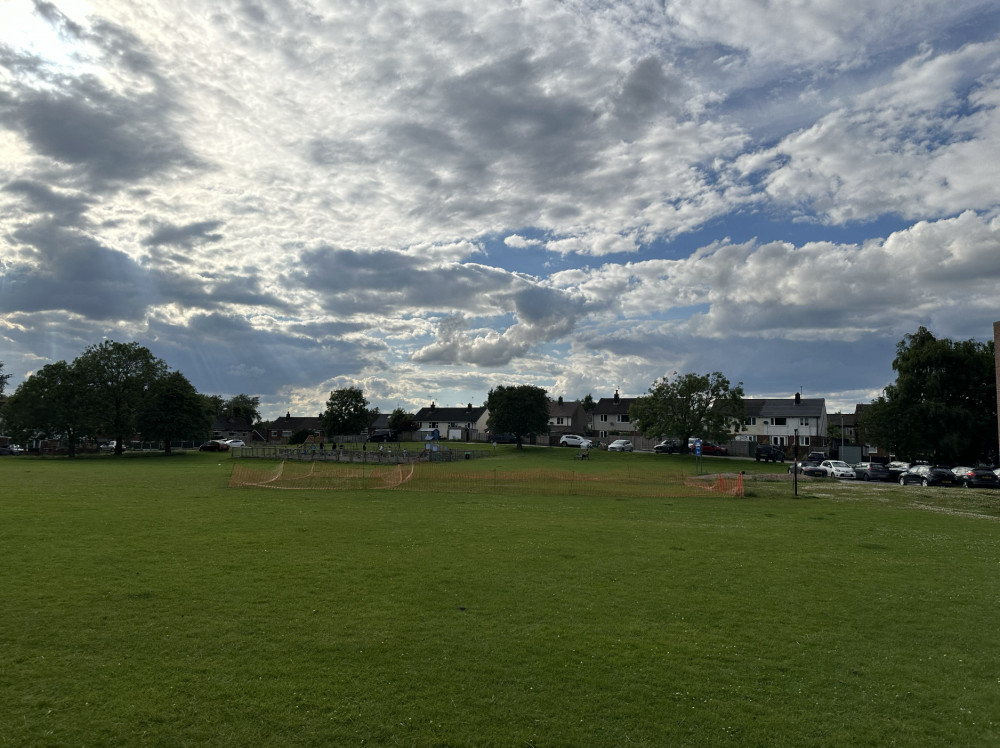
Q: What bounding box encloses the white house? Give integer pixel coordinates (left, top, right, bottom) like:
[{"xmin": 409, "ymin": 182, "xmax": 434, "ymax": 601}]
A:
[{"xmin": 739, "ymin": 396, "xmax": 828, "ymax": 449}]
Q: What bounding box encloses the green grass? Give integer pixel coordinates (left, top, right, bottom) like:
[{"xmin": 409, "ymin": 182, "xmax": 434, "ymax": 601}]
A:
[{"xmin": 2, "ymin": 449, "xmax": 999, "ymax": 746}]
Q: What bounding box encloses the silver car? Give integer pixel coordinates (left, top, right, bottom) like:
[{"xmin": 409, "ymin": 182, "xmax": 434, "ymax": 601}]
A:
[
  {"xmin": 559, "ymin": 434, "xmax": 592, "ymax": 448},
  {"xmin": 820, "ymin": 460, "xmax": 856, "ymax": 479}
]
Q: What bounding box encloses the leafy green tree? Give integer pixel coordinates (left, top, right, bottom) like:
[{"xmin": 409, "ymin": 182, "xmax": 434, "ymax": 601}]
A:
[
  {"xmin": 861, "ymin": 327, "xmax": 997, "ymax": 464},
  {"xmin": 485, "ymin": 384, "xmax": 549, "ymax": 449},
  {"xmin": 322, "ymin": 386, "xmax": 371, "ymax": 438},
  {"xmin": 220, "ymin": 394, "xmax": 262, "ymax": 425},
  {"xmin": 75, "ymin": 341, "xmax": 168, "ymax": 455},
  {"xmin": 3, "ymin": 360, "xmax": 93, "ymax": 458},
  {"xmin": 388, "ymin": 407, "xmax": 413, "ymax": 432},
  {"xmin": 138, "ymin": 371, "xmax": 213, "ymax": 455},
  {"xmin": 0, "ymin": 360, "xmax": 10, "ymax": 396},
  {"xmin": 581, "ymin": 393, "xmax": 596, "ymax": 413},
  {"xmin": 630, "ymin": 371, "xmax": 745, "ymax": 451}
]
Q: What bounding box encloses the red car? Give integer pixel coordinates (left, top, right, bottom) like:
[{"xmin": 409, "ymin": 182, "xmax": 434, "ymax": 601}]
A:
[
  {"xmin": 199, "ymin": 440, "xmax": 230, "ymax": 452},
  {"xmin": 701, "ymin": 442, "xmax": 729, "ymax": 456}
]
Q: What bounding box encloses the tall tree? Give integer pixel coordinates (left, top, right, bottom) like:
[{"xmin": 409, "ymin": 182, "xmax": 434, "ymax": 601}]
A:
[
  {"xmin": 630, "ymin": 371, "xmax": 745, "ymax": 451},
  {"xmin": 861, "ymin": 327, "xmax": 997, "ymax": 464},
  {"xmin": 138, "ymin": 371, "xmax": 213, "ymax": 455},
  {"xmin": 3, "ymin": 360, "xmax": 93, "ymax": 458},
  {"xmin": 581, "ymin": 393, "xmax": 596, "ymax": 413},
  {"xmin": 387, "ymin": 407, "xmax": 414, "ymax": 432},
  {"xmin": 220, "ymin": 394, "xmax": 262, "ymax": 425},
  {"xmin": 75, "ymin": 341, "xmax": 168, "ymax": 455},
  {"xmin": 485, "ymin": 384, "xmax": 549, "ymax": 449},
  {"xmin": 0, "ymin": 360, "xmax": 10, "ymax": 396},
  {"xmin": 322, "ymin": 386, "xmax": 372, "ymax": 438}
]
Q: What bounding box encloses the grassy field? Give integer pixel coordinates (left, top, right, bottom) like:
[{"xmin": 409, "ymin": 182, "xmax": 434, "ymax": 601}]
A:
[{"xmin": 2, "ymin": 447, "xmax": 999, "ymax": 746}]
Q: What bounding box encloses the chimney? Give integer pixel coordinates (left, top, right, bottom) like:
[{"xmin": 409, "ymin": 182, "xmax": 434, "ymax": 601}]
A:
[
  {"xmin": 558, "ymin": 396, "xmax": 563, "ymax": 405},
  {"xmin": 430, "ymin": 401, "xmax": 436, "ymax": 411},
  {"xmin": 613, "ymin": 389, "xmax": 620, "ymax": 404},
  {"xmin": 286, "ymin": 411, "xmax": 291, "ymax": 419},
  {"xmin": 794, "ymin": 392, "xmax": 801, "ymax": 405}
]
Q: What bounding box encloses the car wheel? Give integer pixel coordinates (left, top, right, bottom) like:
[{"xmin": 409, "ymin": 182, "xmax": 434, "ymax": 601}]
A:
[
  {"xmin": 963, "ymin": 481, "xmax": 971, "ymax": 488},
  {"xmin": 862, "ymin": 474, "xmax": 870, "ymax": 481},
  {"xmin": 899, "ymin": 476, "xmax": 906, "ymax": 485},
  {"xmin": 921, "ymin": 478, "xmax": 929, "ymax": 487}
]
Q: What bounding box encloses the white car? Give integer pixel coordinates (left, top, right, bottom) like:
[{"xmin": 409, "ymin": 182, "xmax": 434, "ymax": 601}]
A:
[
  {"xmin": 607, "ymin": 439, "xmax": 633, "ymax": 452},
  {"xmin": 559, "ymin": 434, "xmax": 592, "ymax": 448},
  {"xmin": 820, "ymin": 460, "xmax": 856, "ymax": 479},
  {"xmin": 226, "ymin": 439, "xmax": 246, "ymax": 447}
]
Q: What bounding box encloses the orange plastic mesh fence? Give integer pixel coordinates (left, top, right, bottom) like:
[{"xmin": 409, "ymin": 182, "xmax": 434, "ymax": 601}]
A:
[{"xmin": 230, "ymin": 461, "xmax": 744, "ymax": 498}]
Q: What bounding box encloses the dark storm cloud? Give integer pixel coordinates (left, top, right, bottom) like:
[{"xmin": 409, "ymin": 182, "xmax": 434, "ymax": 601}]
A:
[
  {"xmin": 142, "ymin": 220, "xmax": 225, "ymax": 248},
  {"xmin": 3, "ymin": 179, "xmax": 93, "ymax": 222},
  {"xmin": 0, "ymin": 223, "xmax": 150, "ymax": 319},
  {"xmin": 294, "ymin": 247, "xmax": 517, "ymax": 314},
  {"xmin": 0, "ymin": 83, "xmax": 196, "ymax": 191},
  {"xmin": 611, "ymin": 57, "xmax": 692, "ymax": 139},
  {"xmin": 146, "ymin": 312, "xmax": 387, "ymax": 396}
]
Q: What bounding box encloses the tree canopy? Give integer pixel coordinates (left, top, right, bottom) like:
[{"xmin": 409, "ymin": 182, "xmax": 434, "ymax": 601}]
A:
[
  {"xmin": 0, "ymin": 360, "xmax": 10, "ymax": 396},
  {"xmin": 630, "ymin": 371, "xmax": 745, "ymax": 450},
  {"xmin": 75, "ymin": 341, "xmax": 169, "ymax": 455},
  {"xmin": 220, "ymin": 394, "xmax": 262, "ymax": 424},
  {"xmin": 861, "ymin": 327, "xmax": 997, "ymax": 464},
  {"xmin": 322, "ymin": 386, "xmax": 372, "ymax": 437},
  {"xmin": 387, "ymin": 407, "xmax": 414, "ymax": 432},
  {"xmin": 138, "ymin": 371, "xmax": 213, "ymax": 455},
  {"xmin": 485, "ymin": 384, "xmax": 549, "ymax": 448},
  {"xmin": 3, "ymin": 360, "xmax": 93, "ymax": 458}
]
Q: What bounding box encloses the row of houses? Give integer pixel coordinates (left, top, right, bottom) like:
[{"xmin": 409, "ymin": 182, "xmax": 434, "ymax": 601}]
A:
[{"xmin": 219, "ymin": 393, "xmax": 869, "ymax": 455}]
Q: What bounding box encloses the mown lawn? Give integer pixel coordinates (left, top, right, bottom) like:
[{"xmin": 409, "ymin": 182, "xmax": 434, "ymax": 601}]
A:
[{"xmin": 1, "ymin": 448, "xmax": 998, "ymax": 746}]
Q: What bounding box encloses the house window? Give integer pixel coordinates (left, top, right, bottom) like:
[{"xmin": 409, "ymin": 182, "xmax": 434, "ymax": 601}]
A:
[
  {"xmin": 744, "ymin": 417, "xmax": 757, "ymax": 426},
  {"xmin": 270, "ymin": 430, "xmax": 279, "ymax": 437},
  {"xmin": 773, "ymin": 435, "xmax": 786, "ymax": 446},
  {"xmin": 800, "ymin": 436, "xmax": 811, "ymax": 446},
  {"xmin": 600, "ymin": 414, "xmax": 609, "ymax": 422},
  {"xmin": 799, "ymin": 418, "xmax": 809, "ymax": 427},
  {"xmin": 618, "ymin": 414, "xmax": 630, "ymax": 423},
  {"xmin": 556, "ymin": 417, "xmax": 564, "ymax": 425},
  {"xmin": 773, "ymin": 417, "xmax": 787, "ymax": 426},
  {"xmin": 282, "ymin": 430, "xmax": 292, "ymax": 437}
]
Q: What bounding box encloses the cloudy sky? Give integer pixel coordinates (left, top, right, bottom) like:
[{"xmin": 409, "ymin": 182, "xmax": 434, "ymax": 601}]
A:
[{"xmin": 2, "ymin": 0, "xmax": 999, "ymax": 420}]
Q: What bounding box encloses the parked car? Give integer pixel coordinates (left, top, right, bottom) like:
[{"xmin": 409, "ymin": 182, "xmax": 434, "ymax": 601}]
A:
[
  {"xmin": 755, "ymin": 444, "xmax": 785, "ymax": 462},
  {"xmin": 653, "ymin": 440, "xmax": 680, "ymax": 454},
  {"xmin": 559, "ymin": 434, "xmax": 592, "ymax": 448},
  {"xmin": 951, "ymin": 467, "xmax": 1000, "ymax": 489},
  {"xmin": 853, "ymin": 462, "xmax": 891, "ymax": 482},
  {"xmin": 819, "ymin": 460, "xmax": 856, "ymax": 479},
  {"xmin": 226, "ymin": 439, "xmax": 246, "ymax": 447},
  {"xmin": 701, "ymin": 442, "xmax": 728, "ymax": 456},
  {"xmin": 787, "ymin": 460, "xmax": 826, "ymax": 477},
  {"xmin": 886, "ymin": 461, "xmax": 912, "ymax": 481},
  {"xmin": 366, "ymin": 430, "xmax": 396, "ymax": 442},
  {"xmin": 0, "ymin": 446, "xmax": 13, "ymax": 456},
  {"xmin": 199, "ymin": 440, "xmax": 230, "ymax": 452},
  {"xmin": 607, "ymin": 439, "xmax": 633, "ymax": 452},
  {"xmin": 898, "ymin": 465, "xmax": 957, "ymax": 487},
  {"xmin": 100, "ymin": 441, "xmax": 126, "ymax": 452}
]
